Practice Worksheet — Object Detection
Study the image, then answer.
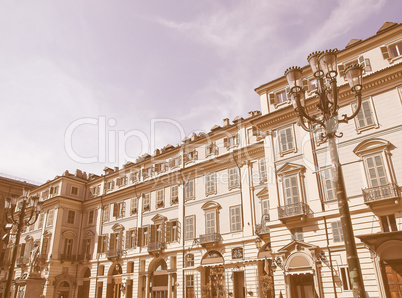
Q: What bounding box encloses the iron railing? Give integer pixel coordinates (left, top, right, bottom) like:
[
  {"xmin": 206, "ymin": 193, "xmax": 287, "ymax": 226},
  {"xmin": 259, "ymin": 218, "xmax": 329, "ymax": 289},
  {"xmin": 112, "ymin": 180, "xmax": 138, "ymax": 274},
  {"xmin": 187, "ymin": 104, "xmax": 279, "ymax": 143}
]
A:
[
  {"xmin": 278, "ymin": 202, "xmax": 309, "ymax": 219},
  {"xmin": 60, "ymin": 254, "xmax": 76, "ymax": 262},
  {"xmin": 199, "ymin": 233, "xmax": 221, "ymax": 244},
  {"xmin": 148, "ymin": 242, "xmax": 165, "ymax": 252},
  {"xmin": 106, "ymin": 249, "xmax": 123, "ymax": 259},
  {"xmin": 78, "ymin": 253, "xmax": 92, "ymax": 262},
  {"xmin": 362, "ymin": 183, "xmax": 400, "ymax": 203},
  {"xmin": 16, "ymin": 256, "xmax": 29, "ymax": 266}
]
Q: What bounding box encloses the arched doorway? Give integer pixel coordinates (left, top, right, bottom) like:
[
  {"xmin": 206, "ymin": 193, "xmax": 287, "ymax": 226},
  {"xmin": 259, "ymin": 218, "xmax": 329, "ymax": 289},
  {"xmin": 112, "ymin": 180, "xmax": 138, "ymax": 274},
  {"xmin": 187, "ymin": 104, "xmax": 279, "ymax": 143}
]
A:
[
  {"xmin": 378, "ymin": 240, "xmax": 402, "ymax": 297},
  {"xmin": 286, "ymin": 254, "xmax": 315, "ymax": 298},
  {"xmin": 56, "ymin": 281, "xmax": 70, "ymax": 298},
  {"xmin": 77, "ymin": 267, "xmax": 91, "ymax": 298},
  {"xmin": 201, "ymin": 251, "xmax": 225, "ymax": 298},
  {"xmin": 149, "ymin": 258, "xmax": 169, "ymax": 298},
  {"xmin": 107, "ymin": 263, "xmax": 123, "ymax": 298}
]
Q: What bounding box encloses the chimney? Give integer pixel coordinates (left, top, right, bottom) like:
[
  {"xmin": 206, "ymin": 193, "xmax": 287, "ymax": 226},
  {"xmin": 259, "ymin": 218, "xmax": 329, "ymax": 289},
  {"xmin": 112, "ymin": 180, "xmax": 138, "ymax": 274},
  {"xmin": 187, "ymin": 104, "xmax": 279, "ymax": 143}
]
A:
[{"xmin": 223, "ymin": 118, "xmax": 230, "ymax": 127}]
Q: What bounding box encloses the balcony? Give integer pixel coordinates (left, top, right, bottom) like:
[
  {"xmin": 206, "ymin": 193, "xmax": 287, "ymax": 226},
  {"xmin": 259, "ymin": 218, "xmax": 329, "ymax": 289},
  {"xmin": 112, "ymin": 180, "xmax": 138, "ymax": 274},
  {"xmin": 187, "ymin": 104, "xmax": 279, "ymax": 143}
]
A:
[
  {"xmin": 60, "ymin": 254, "xmax": 76, "ymax": 262},
  {"xmin": 16, "ymin": 256, "xmax": 29, "ymax": 267},
  {"xmin": 199, "ymin": 233, "xmax": 221, "ymax": 246},
  {"xmin": 106, "ymin": 249, "xmax": 123, "ymax": 260},
  {"xmin": 77, "ymin": 253, "xmax": 92, "ymax": 262},
  {"xmin": 362, "ymin": 183, "xmax": 400, "ymax": 206},
  {"xmin": 256, "ymin": 214, "xmax": 270, "ymax": 236},
  {"xmin": 278, "ymin": 202, "xmax": 310, "ymax": 222},
  {"xmin": 148, "ymin": 242, "xmax": 165, "ymax": 253}
]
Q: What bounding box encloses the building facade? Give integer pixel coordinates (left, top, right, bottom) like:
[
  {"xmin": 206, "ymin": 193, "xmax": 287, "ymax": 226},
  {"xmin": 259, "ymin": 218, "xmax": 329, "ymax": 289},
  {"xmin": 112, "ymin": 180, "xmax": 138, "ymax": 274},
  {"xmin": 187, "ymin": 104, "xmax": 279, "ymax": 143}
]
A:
[{"xmin": 1, "ymin": 21, "xmax": 402, "ymax": 298}]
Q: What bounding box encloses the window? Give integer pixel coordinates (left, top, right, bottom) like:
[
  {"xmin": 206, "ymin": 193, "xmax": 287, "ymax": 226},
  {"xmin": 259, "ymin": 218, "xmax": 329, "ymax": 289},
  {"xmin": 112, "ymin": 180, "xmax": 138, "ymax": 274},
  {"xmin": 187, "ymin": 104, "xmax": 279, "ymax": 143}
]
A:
[
  {"xmin": 364, "ymin": 153, "xmax": 387, "ymax": 187},
  {"xmin": 230, "ymin": 206, "xmax": 242, "ymax": 232},
  {"xmin": 186, "ymin": 275, "xmax": 195, "ymax": 297},
  {"xmin": 169, "ymin": 157, "xmax": 181, "ymax": 169},
  {"xmin": 138, "ymin": 227, "xmax": 149, "ymax": 247},
  {"xmin": 386, "ymin": 41, "xmax": 402, "ymax": 59},
  {"xmin": 166, "ymin": 220, "xmax": 179, "ymax": 243},
  {"xmin": 105, "ymin": 180, "xmax": 114, "ymax": 192},
  {"xmin": 38, "ymin": 213, "xmax": 44, "ymax": 229},
  {"xmin": 63, "ymin": 238, "xmax": 73, "ymax": 259},
  {"xmin": 130, "ymin": 172, "xmax": 140, "ymax": 183},
  {"xmin": 380, "ymin": 214, "xmax": 398, "ymax": 232},
  {"xmin": 206, "ymin": 142, "xmax": 218, "ymax": 156},
  {"xmin": 185, "ymin": 254, "xmax": 194, "ymax": 267},
  {"xmin": 258, "ymin": 158, "xmax": 267, "ymax": 183},
  {"xmin": 321, "ymin": 168, "xmax": 337, "ymax": 201},
  {"xmin": 205, "ymin": 211, "xmax": 216, "ymax": 234},
  {"xmin": 205, "ymin": 173, "xmax": 217, "ymax": 196},
  {"xmin": 276, "ymin": 90, "xmax": 287, "ymax": 104},
  {"xmin": 67, "ymin": 210, "xmax": 75, "ymax": 224},
  {"xmin": 331, "ymin": 221, "xmax": 344, "ymax": 243},
  {"xmin": 155, "ymin": 162, "xmax": 167, "ymax": 174},
  {"xmin": 113, "ymin": 202, "xmax": 125, "ymax": 219},
  {"xmin": 116, "ymin": 176, "xmax": 127, "ymax": 187},
  {"xmin": 156, "ymin": 189, "xmax": 164, "ymax": 209},
  {"xmin": 291, "ymin": 228, "xmax": 303, "ymax": 241},
  {"xmin": 340, "ymin": 267, "xmax": 351, "ymax": 291},
  {"xmin": 143, "ymin": 194, "xmax": 150, "ymax": 212},
  {"xmin": 184, "ymin": 150, "xmax": 198, "ymax": 164},
  {"xmin": 283, "ymin": 175, "xmax": 300, "ymax": 205},
  {"xmin": 90, "ymin": 185, "xmax": 100, "ymax": 197},
  {"xmin": 50, "ymin": 186, "xmax": 59, "ymax": 197},
  {"xmin": 261, "ymin": 199, "xmax": 269, "ymax": 216},
  {"xmin": 185, "ymin": 180, "xmax": 194, "ymax": 201},
  {"xmin": 126, "ymin": 229, "xmax": 137, "ymax": 249},
  {"xmin": 185, "ymin": 216, "xmax": 195, "ymax": 240},
  {"xmin": 127, "ymin": 262, "xmax": 134, "ymax": 273},
  {"xmin": 87, "ymin": 210, "xmax": 94, "ymax": 226},
  {"xmin": 130, "ymin": 198, "xmax": 138, "ymax": 215},
  {"xmin": 97, "ymin": 235, "xmax": 108, "ymax": 253},
  {"xmin": 42, "ymin": 190, "xmax": 49, "ymax": 199},
  {"xmin": 109, "ymin": 232, "xmax": 122, "ymax": 252},
  {"xmin": 142, "ymin": 167, "xmax": 152, "ymax": 179},
  {"xmin": 309, "ymin": 78, "xmax": 319, "ymax": 91},
  {"xmin": 228, "ymin": 167, "xmax": 240, "ymax": 189},
  {"xmin": 170, "ymin": 186, "xmax": 179, "ymax": 205},
  {"xmin": 71, "ymin": 186, "xmax": 78, "ymax": 196},
  {"xmin": 47, "ymin": 209, "xmax": 54, "ymax": 227},
  {"xmin": 103, "ymin": 205, "xmax": 110, "ymax": 222},
  {"xmin": 224, "ymin": 134, "xmax": 239, "ymax": 149},
  {"xmin": 353, "ymin": 98, "xmax": 377, "ymax": 132},
  {"xmin": 81, "ymin": 239, "xmax": 91, "ymax": 258},
  {"xmin": 278, "ymin": 126, "xmax": 295, "ymax": 155}
]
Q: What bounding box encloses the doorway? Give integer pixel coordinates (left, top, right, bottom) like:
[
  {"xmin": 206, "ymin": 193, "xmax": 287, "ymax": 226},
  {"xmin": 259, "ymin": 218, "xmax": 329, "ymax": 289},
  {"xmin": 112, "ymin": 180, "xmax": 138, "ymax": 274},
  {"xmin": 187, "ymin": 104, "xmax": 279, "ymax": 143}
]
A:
[
  {"xmin": 57, "ymin": 281, "xmax": 70, "ymax": 298},
  {"xmin": 290, "ymin": 274, "xmax": 314, "ymax": 298},
  {"xmin": 233, "ymin": 271, "xmax": 245, "ymax": 298},
  {"xmin": 382, "ymin": 260, "xmax": 402, "ymax": 297}
]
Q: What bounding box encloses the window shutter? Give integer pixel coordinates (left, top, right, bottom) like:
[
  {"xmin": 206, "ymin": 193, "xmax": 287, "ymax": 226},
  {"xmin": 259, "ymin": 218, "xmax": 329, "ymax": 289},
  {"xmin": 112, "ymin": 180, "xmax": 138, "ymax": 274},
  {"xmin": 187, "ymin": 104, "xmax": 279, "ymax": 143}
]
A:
[
  {"xmin": 150, "ymin": 225, "xmax": 157, "ymax": 243},
  {"xmin": 126, "ymin": 231, "xmax": 130, "ymax": 249},
  {"xmin": 223, "ymin": 137, "xmax": 228, "ymax": 148},
  {"xmin": 166, "ymin": 222, "xmax": 172, "ymax": 243},
  {"xmin": 176, "ymin": 221, "xmax": 181, "ymax": 242},
  {"xmin": 380, "ymin": 46, "xmax": 390, "ymax": 59},
  {"xmin": 235, "ymin": 134, "xmax": 239, "ymax": 145},
  {"xmin": 364, "ymin": 58, "xmax": 372, "ymax": 72},
  {"xmin": 214, "ymin": 145, "xmax": 219, "ymax": 155},
  {"xmin": 337, "ymin": 64, "xmax": 345, "ymax": 77},
  {"xmin": 169, "ymin": 159, "xmax": 173, "ymax": 168},
  {"xmin": 110, "ymin": 233, "xmax": 116, "ymax": 250},
  {"xmin": 121, "ymin": 202, "xmax": 126, "ymax": 217},
  {"xmin": 137, "ymin": 228, "xmax": 143, "ymax": 247},
  {"xmin": 268, "ymin": 93, "xmax": 275, "ymax": 104},
  {"xmin": 113, "ymin": 203, "xmax": 118, "ymax": 217},
  {"xmin": 183, "ymin": 153, "xmax": 188, "ymax": 164},
  {"xmin": 194, "ymin": 150, "xmax": 198, "ymax": 161}
]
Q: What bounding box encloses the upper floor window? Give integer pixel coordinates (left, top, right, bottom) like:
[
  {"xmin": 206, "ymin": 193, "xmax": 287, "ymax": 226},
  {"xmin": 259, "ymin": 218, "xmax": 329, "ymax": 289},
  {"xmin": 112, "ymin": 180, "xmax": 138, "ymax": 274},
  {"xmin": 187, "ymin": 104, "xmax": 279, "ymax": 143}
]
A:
[
  {"xmin": 137, "ymin": 227, "xmax": 149, "ymax": 247},
  {"xmin": 155, "ymin": 162, "xmax": 167, "ymax": 174},
  {"xmin": 205, "ymin": 210, "xmax": 217, "ymax": 234},
  {"xmin": 38, "ymin": 213, "xmax": 44, "ymax": 229},
  {"xmin": 71, "ymin": 186, "xmax": 78, "ymax": 196},
  {"xmin": 67, "ymin": 210, "xmax": 75, "ymax": 224},
  {"xmin": 142, "ymin": 167, "xmax": 152, "ymax": 179},
  {"xmin": 102, "ymin": 205, "xmax": 110, "ymax": 222},
  {"xmin": 166, "ymin": 220, "xmax": 179, "ymax": 243},
  {"xmin": 130, "ymin": 171, "xmax": 140, "ymax": 183},
  {"xmin": 206, "ymin": 142, "xmax": 218, "ymax": 157},
  {"xmin": 277, "ymin": 163, "xmax": 306, "ymax": 208},
  {"xmin": 228, "ymin": 167, "xmax": 240, "ymax": 189},
  {"xmin": 261, "ymin": 199, "xmax": 269, "ymax": 216},
  {"xmin": 90, "ymin": 185, "xmax": 100, "ymax": 197},
  {"xmin": 364, "ymin": 153, "xmax": 388, "ymax": 187},
  {"xmin": 309, "ymin": 78, "xmax": 319, "ymax": 91},
  {"xmin": 331, "ymin": 221, "xmax": 344, "ymax": 243},
  {"xmin": 291, "ymin": 228, "xmax": 304, "ymax": 241},
  {"xmin": 126, "ymin": 229, "xmax": 137, "ymax": 249},
  {"xmin": 224, "ymin": 134, "xmax": 239, "ymax": 149},
  {"xmin": 230, "ymin": 205, "xmax": 242, "ymax": 232},
  {"xmin": 143, "ymin": 193, "xmax": 151, "ymax": 212},
  {"xmin": 170, "ymin": 186, "xmax": 179, "ymax": 205},
  {"xmin": 105, "ymin": 180, "xmax": 115, "ymax": 192},
  {"xmin": 130, "ymin": 198, "xmax": 138, "ymax": 215},
  {"xmin": 184, "ymin": 150, "xmax": 198, "ymax": 164},
  {"xmin": 321, "ymin": 167, "xmax": 337, "ymax": 202},
  {"xmin": 380, "ymin": 214, "xmax": 398, "ymax": 232},
  {"xmin": 116, "ymin": 176, "xmax": 127, "ymax": 187},
  {"xmin": 88, "ymin": 210, "xmax": 95, "ymax": 225},
  {"xmin": 156, "ymin": 189, "xmax": 165, "ymax": 209},
  {"xmin": 205, "ymin": 173, "xmax": 217, "ymax": 196},
  {"xmin": 381, "ymin": 41, "xmax": 402, "ymax": 59},
  {"xmin": 258, "ymin": 158, "xmax": 267, "ymax": 183},
  {"xmin": 169, "ymin": 157, "xmax": 181, "ymax": 169},
  {"xmin": 270, "ymin": 90, "xmax": 287, "ymax": 105},
  {"xmin": 50, "ymin": 186, "xmax": 59, "ymax": 197},
  {"xmin": 185, "ymin": 215, "xmax": 195, "ymax": 241},
  {"xmin": 278, "ymin": 125, "xmax": 296, "ymax": 156},
  {"xmin": 283, "ymin": 175, "xmax": 300, "ymax": 205},
  {"xmin": 353, "ymin": 98, "xmax": 378, "ymax": 133},
  {"xmin": 47, "ymin": 209, "xmax": 54, "ymax": 227},
  {"xmin": 113, "ymin": 202, "xmax": 126, "ymax": 219},
  {"xmin": 185, "ymin": 254, "xmax": 194, "ymax": 267},
  {"xmin": 97, "ymin": 235, "xmax": 108, "ymax": 254},
  {"xmin": 185, "ymin": 180, "xmax": 195, "ymax": 201},
  {"xmin": 41, "ymin": 190, "xmax": 49, "ymax": 200}
]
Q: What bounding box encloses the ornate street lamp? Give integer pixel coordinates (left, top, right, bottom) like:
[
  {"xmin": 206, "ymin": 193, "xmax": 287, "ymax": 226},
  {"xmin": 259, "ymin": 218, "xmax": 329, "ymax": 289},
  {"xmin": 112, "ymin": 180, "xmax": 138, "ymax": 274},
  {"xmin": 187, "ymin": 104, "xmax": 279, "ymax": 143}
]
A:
[
  {"xmin": 4, "ymin": 190, "xmax": 43, "ymax": 298},
  {"xmin": 284, "ymin": 49, "xmax": 365, "ymax": 297}
]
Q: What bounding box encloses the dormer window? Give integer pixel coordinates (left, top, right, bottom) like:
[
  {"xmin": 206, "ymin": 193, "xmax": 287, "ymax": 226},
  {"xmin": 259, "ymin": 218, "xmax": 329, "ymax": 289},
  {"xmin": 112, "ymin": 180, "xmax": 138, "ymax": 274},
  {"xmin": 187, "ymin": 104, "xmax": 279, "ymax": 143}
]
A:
[
  {"xmin": 224, "ymin": 134, "xmax": 239, "ymax": 149},
  {"xmin": 116, "ymin": 176, "xmax": 127, "ymax": 187},
  {"xmin": 206, "ymin": 142, "xmax": 219, "ymax": 157},
  {"xmin": 130, "ymin": 171, "xmax": 140, "ymax": 183},
  {"xmin": 169, "ymin": 156, "xmax": 181, "ymax": 169},
  {"xmin": 184, "ymin": 150, "xmax": 198, "ymax": 164},
  {"xmin": 142, "ymin": 167, "xmax": 152, "ymax": 179},
  {"xmin": 155, "ymin": 162, "xmax": 167, "ymax": 174}
]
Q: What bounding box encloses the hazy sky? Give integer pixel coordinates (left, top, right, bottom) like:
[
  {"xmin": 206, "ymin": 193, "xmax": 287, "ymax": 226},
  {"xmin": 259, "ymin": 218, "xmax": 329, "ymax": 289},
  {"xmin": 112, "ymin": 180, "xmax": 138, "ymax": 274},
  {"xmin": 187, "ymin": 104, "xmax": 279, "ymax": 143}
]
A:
[{"xmin": 1, "ymin": 0, "xmax": 401, "ymax": 184}]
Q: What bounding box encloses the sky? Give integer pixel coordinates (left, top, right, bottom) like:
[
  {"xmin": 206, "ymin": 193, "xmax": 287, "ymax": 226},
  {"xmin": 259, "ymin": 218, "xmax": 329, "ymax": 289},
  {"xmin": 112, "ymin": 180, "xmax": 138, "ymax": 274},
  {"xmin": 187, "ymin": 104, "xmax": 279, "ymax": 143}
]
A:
[{"xmin": 0, "ymin": 0, "xmax": 401, "ymax": 184}]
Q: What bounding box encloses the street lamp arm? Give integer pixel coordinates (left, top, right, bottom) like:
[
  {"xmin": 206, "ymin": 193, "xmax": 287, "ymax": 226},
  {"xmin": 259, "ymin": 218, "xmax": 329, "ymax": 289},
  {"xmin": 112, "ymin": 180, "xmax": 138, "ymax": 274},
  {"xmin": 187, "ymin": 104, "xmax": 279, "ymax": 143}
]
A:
[
  {"xmin": 26, "ymin": 209, "xmax": 40, "ymax": 226},
  {"xmin": 297, "ymin": 115, "xmax": 314, "ymax": 132},
  {"xmin": 294, "ymin": 94, "xmax": 323, "ymax": 126},
  {"xmin": 339, "ymin": 92, "xmax": 362, "ymax": 124}
]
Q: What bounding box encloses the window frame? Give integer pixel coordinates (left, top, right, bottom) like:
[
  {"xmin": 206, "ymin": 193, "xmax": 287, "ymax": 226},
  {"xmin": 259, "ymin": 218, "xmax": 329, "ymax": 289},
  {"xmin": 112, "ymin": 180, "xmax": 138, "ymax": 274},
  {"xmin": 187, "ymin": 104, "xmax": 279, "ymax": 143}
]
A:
[
  {"xmin": 142, "ymin": 193, "xmax": 151, "ymax": 212},
  {"xmin": 170, "ymin": 185, "xmax": 179, "ymax": 205},
  {"xmin": 185, "ymin": 215, "xmax": 195, "ymax": 241},
  {"xmin": 205, "ymin": 172, "xmax": 217, "ymax": 196},
  {"xmin": 71, "ymin": 186, "xmax": 79, "ymax": 196},
  {"xmin": 320, "ymin": 167, "xmax": 337, "ymax": 202},
  {"xmin": 229, "ymin": 205, "xmax": 242, "ymax": 233},
  {"xmin": 67, "ymin": 210, "xmax": 75, "ymax": 225},
  {"xmin": 380, "ymin": 214, "xmax": 398, "ymax": 232},
  {"xmin": 130, "ymin": 198, "xmax": 138, "ymax": 215},
  {"xmin": 352, "ymin": 97, "xmax": 379, "ymax": 133},
  {"xmin": 228, "ymin": 167, "xmax": 240, "ymax": 190},
  {"xmin": 258, "ymin": 158, "xmax": 268, "ymax": 183},
  {"xmin": 184, "ymin": 180, "xmax": 195, "ymax": 201},
  {"xmin": 277, "ymin": 125, "xmax": 297, "ymax": 156},
  {"xmin": 331, "ymin": 221, "xmax": 344, "ymax": 243},
  {"xmin": 156, "ymin": 189, "xmax": 165, "ymax": 209}
]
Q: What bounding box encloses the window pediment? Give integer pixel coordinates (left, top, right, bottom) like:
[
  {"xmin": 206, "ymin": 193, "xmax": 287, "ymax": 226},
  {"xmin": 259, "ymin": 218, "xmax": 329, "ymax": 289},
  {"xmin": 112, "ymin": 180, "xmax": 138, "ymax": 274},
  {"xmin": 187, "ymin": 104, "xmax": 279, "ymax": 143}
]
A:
[
  {"xmin": 277, "ymin": 240, "xmax": 318, "ymax": 254},
  {"xmin": 84, "ymin": 231, "xmax": 95, "ymax": 238},
  {"xmin": 151, "ymin": 214, "xmax": 167, "ymax": 223},
  {"xmin": 62, "ymin": 230, "xmax": 77, "ymax": 239},
  {"xmin": 201, "ymin": 201, "xmax": 222, "ymax": 210},
  {"xmin": 277, "ymin": 163, "xmax": 305, "ymax": 176},
  {"xmin": 353, "ymin": 138, "xmax": 391, "ymax": 156},
  {"xmin": 256, "ymin": 187, "xmax": 268, "ymax": 198},
  {"xmin": 111, "ymin": 223, "xmax": 125, "ymax": 231}
]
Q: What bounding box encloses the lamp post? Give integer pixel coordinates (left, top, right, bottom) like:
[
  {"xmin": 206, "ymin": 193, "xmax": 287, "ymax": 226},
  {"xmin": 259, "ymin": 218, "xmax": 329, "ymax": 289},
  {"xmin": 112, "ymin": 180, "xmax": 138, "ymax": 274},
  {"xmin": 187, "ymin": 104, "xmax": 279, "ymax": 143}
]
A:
[
  {"xmin": 4, "ymin": 190, "xmax": 42, "ymax": 298},
  {"xmin": 284, "ymin": 49, "xmax": 365, "ymax": 297}
]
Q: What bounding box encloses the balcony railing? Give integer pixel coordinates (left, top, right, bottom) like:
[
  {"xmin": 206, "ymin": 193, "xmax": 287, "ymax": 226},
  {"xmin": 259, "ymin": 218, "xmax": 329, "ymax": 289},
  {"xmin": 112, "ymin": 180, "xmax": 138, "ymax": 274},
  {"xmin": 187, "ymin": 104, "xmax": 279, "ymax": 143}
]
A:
[
  {"xmin": 16, "ymin": 256, "xmax": 29, "ymax": 266},
  {"xmin": 60, "ymin": 254, "xmax": 76, "ymax": 262},
  {"xmin": 106, "ymin": 249, "xmax": 123, "ymax": 259},
  {"xmin": 362, "ymin": 183, "xmax": 400, "ymax": 204},
  {"xmin": 278, "ymin": 202, "xmax": 309, "ymax": 220},
  {"xmin": 148, "ymin": 242, "xmax": 165, "ymax": 253},
  {"xmin": 199, "ymin": 233, "xmax": 221, "ymax": 245},
  {"xmin": 78, "ymin": 253, "xmax": 92, "ymax": 262}
]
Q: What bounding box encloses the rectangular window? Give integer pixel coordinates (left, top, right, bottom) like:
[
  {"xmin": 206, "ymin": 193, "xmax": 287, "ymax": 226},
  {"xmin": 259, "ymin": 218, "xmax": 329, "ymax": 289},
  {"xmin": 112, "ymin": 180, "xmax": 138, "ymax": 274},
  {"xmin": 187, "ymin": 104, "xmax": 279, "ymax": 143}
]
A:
[
  {"xmin": 97, "ymin": 235, "xmax": 108, "ymax": 253},
  {"xmin": 130, "ymin": 172, "xmax": 140, "ymax": 183},
  {"xmin": 103, "ymin": 205, "xmax": 110, "ymax": 222},
  {"xmin": 90, "ymin": 185, "xmax": 100, "ymax": 197},
  {"xmin": 224, "ymin": 134, "xmax": 239, "ymax": 149},
  {"xmin": 82, "ymin": 239, "xmax": 91, "ymax": 255},
  {"xmin": 50, "ymin": 186, "xmax": 59, "ymax": 197},
  {"xmin": 259, "ymin": 158, "xmax": 267, "ymax": 182},
  {"xmin": 205, "ymin": 173, "xmax": 216, "ymax": 195},
  {"xmin": 105, "ymin": 180, "xmax": 114, "ymax": 192},
  {"xmin": 186, "ymin": 275, "xmax": 195, "ymax": 297},
  {"xmin": 64, "ymin": 238, "xmax": 73, "ymax": 258},
  {"xmin": 156, "ymin": 189, "xmax": 164, "ymax": 209},
  {"xmin": 205, "ymin": 211, "xmax": 216, "ymax": 234},
  {"xmin": 126, "ymin": 229, "xmax": 137, "ymax": 249},
  {"xmin": 322, "ymin": 168, "xmax": 337, "ymax": 201},
  {"xmin": 291, "ymin": 228, "xmax": 304, "ymax": 241},
  {"xmin": 71, "ymin": 186, "xmax": 78, "ymax": 196},
  {"xmin": 142, "ymin": 167, "xmax": 152, "ymax": 179},
  {"xmin": 184, "ymin": 150, "xmax": 198, "ymax": 164},
  {"xmin": 380, "ymin": 214, "xmax": 398, "ymax": 232},
  {"xmin": 283, "ymin": 175, "xmax": 300, "ymax": 205},
  {"xmin": 67, "ymin": 210, "xmax": 75, "ymax": 224},
  {"xmin": 130, "ymin": 198, "xmax": 138, "ymax": 215},
  {"xmin": 169, "ymin": 157, "xmax": 181, "ymax": 169},
  {"xmin": 261, "ymin": 199, "xmax": 269, "ymax": 216},
  {"xmin": 47, "ymin": 209, "xmax": 54, "ymax": 227},
  {"xmin": 143, "ymin": 194, "xmax": 150, "ymax": 212},
  {"xmin": 155, "ymin": 162, "xmax": 166, "ymax": 174},
  {"xmin": 364, "ymin": 153, "xmax": 388, "ymax": 187},
  {"xmin": 389, "ymin": 41, "xmax": 402, "ymax": 58},
  {"xmin": 38, "ymin": 213, "xmax": 44, "ymax": 229},
  {"xmin": 340, "ymin": 267, "xmax": 351, "ymax": 291},
  {"xmin": 331, "ymin": 221, "xmax": 344, "ymax": 243},
  {"xmin": 278, "ymin": 126, "xmax": 295, "ymax": 155},
  {"xmin": 185, "ymin": 180, "xmax": 194, "ymax": 200},
  {"xmin": 230, "ymin": 206, "xmax": 242, "ymax": 232},
  {"xmin": 276, "ymin": 90, "xmax": 287, "ymax": 104},
  {"xmin": 185, "ymin": 216, "xmax": 195, "ymax": 241},
  {"xmin": 206, "ymin": 143, "xmax": 218, "ymax": 156},
  {"xmin": 354, "ymin": 99, "xmax": 376, "ymax": 131},
  {"xmin": 166, "ymin": 220, "xmax": 179, "ymax": 243},
  {"xmin": 170, "ymin": 185, "xmax": 179, "ymax": 205},
  {"xmin": 309, "ymin": 78, "xmax": 319, "ymax": 91},
  {"xmin": 116, "ymin": 176, "xmax": 127, "ymax": 187},
  {"xmin": 88, "ymin": 210, "xmax": 94, "ymax": 225},
  {"xmin": 113, "ymin": 202, "xmax": 125, "ymax": 219},
  {"xmin": 142, "ymin": 227, "xmax": 149, "ymax": 246},
  {"xmin": 228, "ymin": 167, "xmax": 240, "ymax": 189}
]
